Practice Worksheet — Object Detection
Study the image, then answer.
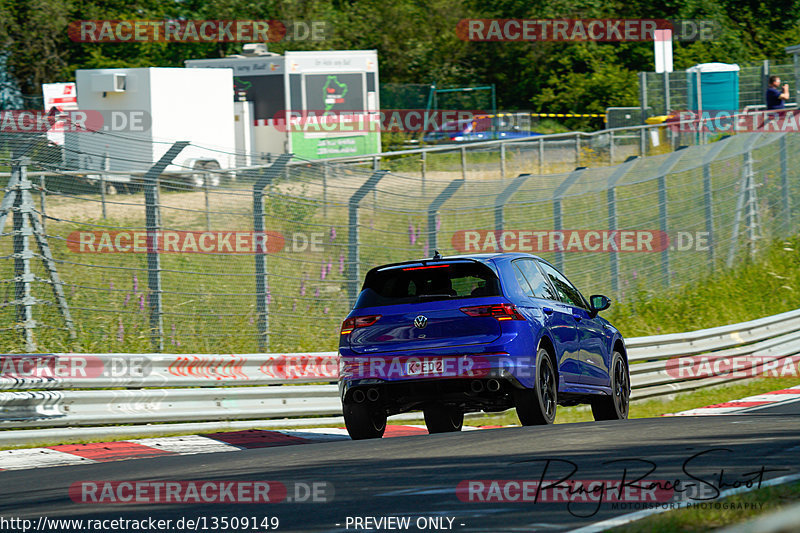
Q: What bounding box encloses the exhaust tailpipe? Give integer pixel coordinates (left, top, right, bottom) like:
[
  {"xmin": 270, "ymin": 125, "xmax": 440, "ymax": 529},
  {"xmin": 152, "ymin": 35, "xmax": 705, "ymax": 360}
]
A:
[
  {"xmin": 366, "ymin": 388, "xmax": 380, "ymax": 402},
  {"xmin": 487, "ymin": 379, "xmax": 501, "ymax": 392},
  {"xmin": 470, "ymin": 380, "xmax": 485, "ymax": 393},
  {"xmin": 352, "ymin": 389, "xmax": 366, "ymax": 403}
]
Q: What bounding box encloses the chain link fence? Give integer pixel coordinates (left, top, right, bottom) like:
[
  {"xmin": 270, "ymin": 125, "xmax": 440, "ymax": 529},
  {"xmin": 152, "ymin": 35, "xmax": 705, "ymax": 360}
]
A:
[
  {"xmin": 0, "ymin": 126, "xmax": 798, "ymax": 354},
  {"xmin": 640, "ymin": 61, "xmax": 798, "ymax": 118}
]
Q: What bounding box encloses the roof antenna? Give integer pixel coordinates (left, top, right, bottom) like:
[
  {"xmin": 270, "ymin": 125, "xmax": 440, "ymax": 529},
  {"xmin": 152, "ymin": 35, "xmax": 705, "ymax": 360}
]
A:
[{"xmin": 432, "ymin": 250, "xmax": 442, "ymax": 260}]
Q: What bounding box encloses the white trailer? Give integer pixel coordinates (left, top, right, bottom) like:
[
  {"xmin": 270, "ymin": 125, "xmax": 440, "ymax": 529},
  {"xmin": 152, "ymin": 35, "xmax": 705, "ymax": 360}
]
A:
[{"xmin": 65, "ymin": 67, "xmax": 236, "ymax": 186}]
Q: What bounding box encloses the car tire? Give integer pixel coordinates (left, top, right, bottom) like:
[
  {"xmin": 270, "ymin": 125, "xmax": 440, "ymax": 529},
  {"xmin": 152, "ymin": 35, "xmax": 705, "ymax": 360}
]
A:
[
  {"xmin": 591, "ymin": 351, "xmax": 630, "ymax": 421},
  {"xmin": 514, "ymin": 347, "xmax": 557, "ymax": 425},
  {"xmin": 423, "ymin": 404, "xmax": 464, "ymax": 433},
  {"xmin": 343, "ymin": 401, "xmax": 387, "ymax": 440}
]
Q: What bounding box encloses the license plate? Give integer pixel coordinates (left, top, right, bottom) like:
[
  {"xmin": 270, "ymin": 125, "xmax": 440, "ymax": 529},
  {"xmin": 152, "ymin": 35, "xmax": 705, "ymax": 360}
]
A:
[{"xmin": 406, "ymin": 359, "xmax": 444, "ymax": 376}]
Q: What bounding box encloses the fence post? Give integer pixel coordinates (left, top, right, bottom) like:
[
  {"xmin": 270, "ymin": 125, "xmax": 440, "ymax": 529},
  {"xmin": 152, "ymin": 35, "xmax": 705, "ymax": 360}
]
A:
[
  {"xmin": 252, "ymin": 154, "xmax": 292, "ymax": 352},
  {"xmin": 780, "ymin": 135, "xmax": 791, "ymax": 233},
  {"xmin": 700, "ymin": 136, "xmax": 729, "ymax": 271},
  {"xmin": 606, "ymin": 156, "xmax": 639, "ymax": 293},
  {"xmin": 10, "ymin": 160, "xmax": 35, "ymax": 351},
  {"xmin": 494, "ymin": 174, "xmax": 531, "ymax": 239},
  {"xmin": 500, "ymin": 143, "xmax": 506, "ymax": 181},
  {"xmin": 347, "ymin": 171, "xmax": 387, "ymax": 304},
  {"xmin": 428, "ymin": 179, "xmax": 464, "ymax": 252},
  {"xmin": 322, "ymin": 162, "xmax": 329, "ymax": 219},
  {"xmin": 609, "ymin": 131, "xmax": 615, "ymax": 164},
  {"xmin": 538, "ymin": 136, "xmax": 544, "ymax": 174},
  {"xmin": 639, "ymin": 72, "xmax": 648, "ymax": 156},
  {"xmin": 461, "ymin": 146, "xmax": 467, "ymax": 180},
  {"xmin": 653, "ymin": 148, "xmax": 689, "ymax": 287},
  {"xmin": 552, "ymin": 167, "xmax": 587, "ymax": 272},
  {"xmin": 144, "ymin": 142, "xmax": 189, "ymax": 352}
]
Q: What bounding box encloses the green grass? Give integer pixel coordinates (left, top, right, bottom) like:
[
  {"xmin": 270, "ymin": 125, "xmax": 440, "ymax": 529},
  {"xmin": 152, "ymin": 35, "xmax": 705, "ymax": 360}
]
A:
[{"xmin": 609, "ymin": 482, "xmax": 800, "ymax": 532}]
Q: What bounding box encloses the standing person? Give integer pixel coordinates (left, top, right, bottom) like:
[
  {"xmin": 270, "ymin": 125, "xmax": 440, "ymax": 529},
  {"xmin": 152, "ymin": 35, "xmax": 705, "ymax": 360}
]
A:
[{"xmin": 766, "ymin": 75, "xmax": 789, "ymax": 110}]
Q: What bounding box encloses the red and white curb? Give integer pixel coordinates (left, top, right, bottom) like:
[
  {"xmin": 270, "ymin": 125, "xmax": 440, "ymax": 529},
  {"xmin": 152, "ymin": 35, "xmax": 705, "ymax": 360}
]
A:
[
  {"xmin": 0, "ymin": 425, "xmax": 503, "ymax": 472},
  {"xmin": 665, "ymin": 385, "xmax": 800, "ymax": 416}
]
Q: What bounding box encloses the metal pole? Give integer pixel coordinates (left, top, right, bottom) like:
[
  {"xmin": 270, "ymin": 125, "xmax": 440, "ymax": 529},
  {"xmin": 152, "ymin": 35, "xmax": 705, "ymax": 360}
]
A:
[
  {"xmin": 253, "ymin": 154, "xmax": 292, "ymax": 352},
  {"xmin": 347, "ymin": 171, "xmax": 387, "ymax": 304},
  {"xmin": 500, "ymin": 143, "xmax": 506, "ymax": 181},
  {"xmin": 323, "ymin": 163, "xmax": 328, "ymax": 219},
  {"xmin": 609, "ymin": 131, "xmax": 615, "ymax": 164},
  {"xmin": 428, "ymin": 179, "xmax": 465, "ymax": 252},
  {"xmin": 703, "ymin": 162, "xmax": 715, "ymax": 269},
  {"xmin": 575, "ymin": 135, "xmax": 580, "ymax": 166},
  {"xmin": 606, "ymin": 156, "xmax": 639, "ymax": 294},
  {"xmin": 495, "ymin": 174, "xmax": 531, "ymax": 238},
  {"xmin": 11, "ymin": 160, "xmax": 34, "ymax": 351},
  {"xmin": 204, "ymin": 174, "xmax": 211, "ymax": 231},
  {"xmin": 39, "ymin": 175, "xmax": 46, "ymax": 233},
  {"xmin": 538, "ymin": 136, "xmax": 544, "ymax": 174},
  {"xmin": 461, "ymin": 146, "xmax": 467, "ymax": 180},
  {"xmin": 639, "ymin": 71, "xmax": 648, "ymax": 157},
  {"xmin": 552, "ymin": 167, "xmax": 587, "ymax": 272},
  {"xmin": 780, "ymin": 135, "xmax": 791, "ymax": 233},
  {"xmin": 144, "ymin": 142, "xmax": 189, "ymax": 352},
  {"xmin": 421, "ymin": 151, "xmax": 426, "ymax": 197},
  {"xmin": 657, "ymin": 174, "xmax": 669, "ymax": 286}
]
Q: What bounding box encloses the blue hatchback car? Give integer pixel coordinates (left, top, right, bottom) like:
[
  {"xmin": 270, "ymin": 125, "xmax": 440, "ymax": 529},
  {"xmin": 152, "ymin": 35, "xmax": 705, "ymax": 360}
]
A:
[{"xmin": 338, "ymin": 252, "xmax": 629, "ymax": 439}]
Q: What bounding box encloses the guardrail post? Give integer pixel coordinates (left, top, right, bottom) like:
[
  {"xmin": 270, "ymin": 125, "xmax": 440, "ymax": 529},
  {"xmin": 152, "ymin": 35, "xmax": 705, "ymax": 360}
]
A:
[
  {"xmin": 639, "ymin": 72, "xmax": 648, "ymax": 156},
  {"xmin": 145, "ymin": 142, "xmax": 189, "ymax": 352},
  {"xmin": 253, "ymin": 154, "xmax": 293, "ymax": 352},
  {"xmin": 606, "ymin": 157, "xmax": 639, "ymax": 293},
  {"xmin": 780, "ymin": 135, "xmax": 791, "ymax": 233},
  {"xmin": 575, "ymin": 135, "xmax": 580, "ymax": 166},
  {"xmin": 552, "ymin": 167, "xmax": 587, "ymax": 272},
  {"xmin": 494, "ymin": 174, "xmax": 531, "ymax": 240},
  {"xmin": 428, "ymin": 179, "xmax": 465, "ymax": 253},
  {"xmin": 348, "ymin": 171, "xmax": 388, "ymax": 304}
]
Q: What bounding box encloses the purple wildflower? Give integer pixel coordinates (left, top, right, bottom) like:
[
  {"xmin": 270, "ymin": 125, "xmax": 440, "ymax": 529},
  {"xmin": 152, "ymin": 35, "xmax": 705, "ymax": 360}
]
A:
[
  {"xmin": 133, "ymin": 274, "xmax": 138, "ymax": 293},
  {"xmin": 339, "ymin": 254, "xmax": 345, "ymax": 274},
  {"xmin": 300, "ymin": 280, "xmax": 306, "ymax": 297},
  {"xmin": 139, "ymin": 294, "xmax": 145, "ymax": 311},
  {"xmin": 321, "ymin": 263, "xmax": 327, "ymax": 280},
  {"xmin": 330, "ymin": 227, "xmax": 336, "ymax": 242},
  {"xmin": 123, "ymin": 293, "xmax": 130, "ymax": 307},
  {"xmin": 314, "ymin": 287, "xmax": 320, "ymax": 298},
  {"xmin": 409, "ymin": 223, "xmax": 416, "ymax": 245}
]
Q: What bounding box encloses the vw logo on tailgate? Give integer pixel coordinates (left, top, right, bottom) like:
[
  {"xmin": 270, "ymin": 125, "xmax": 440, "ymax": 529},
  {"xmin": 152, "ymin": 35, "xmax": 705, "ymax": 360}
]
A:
[{"xmin": 413, "ymin": 315, "xmax": 428, "ymax": 329}]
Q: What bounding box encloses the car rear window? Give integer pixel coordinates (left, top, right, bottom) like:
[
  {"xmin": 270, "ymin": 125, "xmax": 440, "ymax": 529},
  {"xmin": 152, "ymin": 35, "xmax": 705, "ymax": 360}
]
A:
[{"xmin": 354, "ymin": 262, "xmax": 502, "ymax": 309}]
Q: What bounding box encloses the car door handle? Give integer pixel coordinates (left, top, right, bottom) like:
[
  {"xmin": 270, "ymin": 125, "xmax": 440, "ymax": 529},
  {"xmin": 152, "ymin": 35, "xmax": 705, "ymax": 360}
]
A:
[
  {"xmin": 572, "ymin": 314, "xmax": 582, "ymax": 321},
  {"xmin": 542, "ymin": 307, "xmax": 554, "ymax": 315}
]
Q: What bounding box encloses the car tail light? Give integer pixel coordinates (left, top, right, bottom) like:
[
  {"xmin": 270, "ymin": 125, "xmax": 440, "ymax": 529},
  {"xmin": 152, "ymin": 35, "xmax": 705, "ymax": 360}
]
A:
[
  {"xmin": 340, "ymin": 315, "xmax": 381, "ymax": 335},
  {"xmin": 460, "ymin": 303, "xmax": 525, "ymax": 321}
]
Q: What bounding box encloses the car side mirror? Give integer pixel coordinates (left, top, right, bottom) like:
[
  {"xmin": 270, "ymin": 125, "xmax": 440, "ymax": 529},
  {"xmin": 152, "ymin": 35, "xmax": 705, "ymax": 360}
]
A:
[{"xmin": 589, "ymin": 295, "xmax": 611, "ymax": 315}]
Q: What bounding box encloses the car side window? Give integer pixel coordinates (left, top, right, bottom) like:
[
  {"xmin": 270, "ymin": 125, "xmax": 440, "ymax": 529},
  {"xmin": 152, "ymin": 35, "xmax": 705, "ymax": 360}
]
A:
[
  {"xmin": 536, "ymin": 261, "xmax": 587, "ymax": 308},
  {"xmin": 512, "ymin": 264, "xmax": 535, "ymax": 298},
  {"xmin": 514, "ymin": 259, "xmax": 558, "ymax": 300}
]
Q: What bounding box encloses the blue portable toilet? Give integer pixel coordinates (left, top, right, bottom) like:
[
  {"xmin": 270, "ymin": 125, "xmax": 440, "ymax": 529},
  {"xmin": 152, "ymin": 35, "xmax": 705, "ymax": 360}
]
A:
[{"xmin": 686, "ymin": 63, "xmax": 740, "ymax": 112}]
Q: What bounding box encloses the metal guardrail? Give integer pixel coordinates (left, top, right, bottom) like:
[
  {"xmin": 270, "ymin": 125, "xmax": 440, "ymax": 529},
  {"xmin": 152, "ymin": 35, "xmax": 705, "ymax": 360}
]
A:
[{"xmin": 0, "ymin": 308, "xmax": 798, "ymax": 436}]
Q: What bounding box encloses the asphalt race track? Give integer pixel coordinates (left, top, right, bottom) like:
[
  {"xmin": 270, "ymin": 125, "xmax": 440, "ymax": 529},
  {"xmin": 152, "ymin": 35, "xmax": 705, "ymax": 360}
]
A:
[{"xmin": 2, "ymin": 401, "xmax": 799, "ymax": 533}]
